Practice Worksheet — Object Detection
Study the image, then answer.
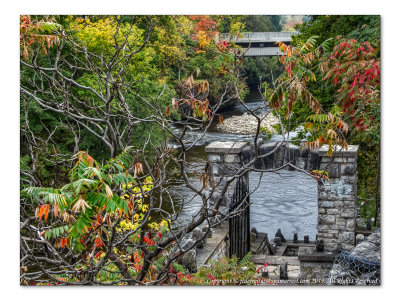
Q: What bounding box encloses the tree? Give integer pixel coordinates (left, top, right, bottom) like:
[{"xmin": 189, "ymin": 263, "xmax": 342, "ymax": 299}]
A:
[
  {"xmin": 270, "ymin": 25, "xmax": 380, "ymax": 224},
  {"xmin": 291, "ymin": 15, "xmax": 381, "ymax": 225},
  {"xmin": 20, "ymin": 14, "xmax": 253, "ymax": 286}
]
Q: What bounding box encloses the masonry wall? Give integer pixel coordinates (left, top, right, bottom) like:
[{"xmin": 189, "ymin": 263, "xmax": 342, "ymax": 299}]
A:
[
  {"xmin": 205, "ymin": 141, "xmax": 359, "ymax": 252},
  {"xmin": 317, "ymin": 145, "xmax": 359, "ymax": 251}
]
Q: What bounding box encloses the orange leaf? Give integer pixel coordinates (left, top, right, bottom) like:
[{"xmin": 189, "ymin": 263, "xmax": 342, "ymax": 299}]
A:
[{"xmin": 44, "ymin": 204, "xmax": 50, "ymax": 221}]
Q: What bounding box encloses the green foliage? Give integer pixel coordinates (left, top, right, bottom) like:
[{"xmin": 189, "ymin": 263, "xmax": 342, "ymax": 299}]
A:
[
  {"xmin": 241, "ymin": 57, "xmax": 283, "ymax": 90},
  {"xmin": 243, "ymin": 15, "xmax": 279, "ymax": 32},
  {"xmin": 181, "ymin": 253, "xmax": 257, "ymax": 285},
  {"xmin": 293, "ymin": 15, "xmax": 380, "ymax": 49},
  {"xmin": 23, "ymin": 148, "xmax": 149, "ymax": 252},
  {"xmin": 286, "ymin": 15, "xmax": 380, "ymax": 223}
]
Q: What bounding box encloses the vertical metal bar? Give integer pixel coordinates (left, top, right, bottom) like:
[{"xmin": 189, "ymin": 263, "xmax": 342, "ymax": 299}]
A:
[
  {"xmin": 246, "ymin": 179, "xmax": 250, "ymax": 252},
  {"xmin": 236, "ymin": 179, "xmax": 239, "ymax": 258}
]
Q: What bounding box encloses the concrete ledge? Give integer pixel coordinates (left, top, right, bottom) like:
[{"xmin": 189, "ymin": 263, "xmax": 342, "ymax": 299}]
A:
[
  {"xmin": 318, "ymin": 145, "xmax": 359, "ymax": 157},
  {"xmin": 251, "ymin": 254, "xmax": 301, "ymax": 266},
  {"xmin": 196, "ymin": 222, "xmax": 229, "ymax": 266},
  {"xmin": 205, "ymin": 141, "xmax": 247, "ymax": 154},
  {"xmin": 298, "ymin": 246, "xmax": 336, "ymax": 262}
]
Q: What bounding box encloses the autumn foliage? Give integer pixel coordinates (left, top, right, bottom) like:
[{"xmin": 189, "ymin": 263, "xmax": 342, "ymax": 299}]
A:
[{"xmin": 320, "ymin": 37, "xmax": 380, "ymax": 132}]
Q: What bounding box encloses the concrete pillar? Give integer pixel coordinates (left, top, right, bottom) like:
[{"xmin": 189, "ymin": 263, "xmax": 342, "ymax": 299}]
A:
[{"xmin": 205, "ymin": 141, "xmax": 247, "ymax": 206}]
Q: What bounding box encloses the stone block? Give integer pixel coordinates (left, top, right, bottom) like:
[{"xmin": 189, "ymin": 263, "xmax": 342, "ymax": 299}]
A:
[
  {"xmin": 346, "ymin": 219, "xmax": 355, "ymax": 230},
  {"xmin": 342, "ymin": 164, "xmax": 357, "ymax": 176},
  {"xmin": 340, "ymin": 209, "xmax": 355, "ymax": 218},
  {"xmin": 319, "ymin": 201, "xmax": 334, "ymax": 208},
  {"xmin": 347, "ymin": 157, "xmax": 357, "ymax": 163},
  {"xmin": 298, "ymin": 247, "xmax": 336, "ymax": 262},
  {"xmin": 208, "ymin": 154, "xmax": 221, "ymax": 163},
  {"xmin": 224, "ymin": 154, "xmax": 240, "ymax": 163},
  {"xmin": 334, "ymin": 156, "xmax": 348, "ymax": 163},
  {"xmin": 325, "ymin": 180, "xmax": 355, "ymax": 196},
  {"xmin": 326, "ymin": 208, "xmax": 339, "ymax": 215},
  {"xmin": 336, "ymin": 218, "xmax": 347, "ymax": 227},
  {"xmin": 320, "ymin": 163, "xmax": 341, "ymax": 178},
  {"xmin": 318, "ymin": 144, "xmax": 359, "ymax": 157},
  {"xmin": 341, "ymin": 194, "xmax": 356, "ymax": 200},
  {"xmin": 319, "ymin": 215, "xmax": 336, "ymax": 225},
  {"xmin": 340, "ymin": 183, "xmax": 355, "ymax": 195},
  {"xmin": 333, "ymin": 201, "xmax": 344, "ymax": 209},
  {"xmin": 296, "ymin": 157, "xmax": 307, "ymax": 169},
  {"xmin": 318, "ymin": 188, "xmax": 339, "ymax": 201},
  {"xmin": 318, "ymin": 208, "xmax": 326, "ymax": 214},
  {"xmin": 342, "ymin": 244, "xmax": 353, "ymax": 251},
  {"xmin": 342, "ymin": 176, "xmax": 357, "ymax": 185},
  {"xmin": 321, "ymin": 156, "xmax": 333, "ymax": 163},
  {"xmin": 182, "ymin": 249, "xmax": 197, "ymax": 273},
  {"xmin": 338, "ymin": 232, "xmax": 354, "ymax": 244},
  {"xmin": 317, "ymin": 224, "xmax": 330, "ymax": 232},
  {"xmin": 211, "ymin": 165, "xmax": 220, "ymax": 176},
  {"xmin": 343, "ymin": 201, "xmax": 356, "ymax": 208},
  {"xmin": 205, "ymin": 141, "xmax": 247, "ymax": 154}
]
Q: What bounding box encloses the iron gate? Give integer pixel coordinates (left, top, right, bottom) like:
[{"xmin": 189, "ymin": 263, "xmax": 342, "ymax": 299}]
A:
[{"xmin": 228, "ymin": 177, "xmax": 250, "ymax": 259}]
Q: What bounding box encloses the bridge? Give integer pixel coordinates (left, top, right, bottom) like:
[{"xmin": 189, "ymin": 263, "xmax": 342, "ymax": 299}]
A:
[{"xmin": 218, "ymin": 32, "xmax": 298, "ymax": 57}]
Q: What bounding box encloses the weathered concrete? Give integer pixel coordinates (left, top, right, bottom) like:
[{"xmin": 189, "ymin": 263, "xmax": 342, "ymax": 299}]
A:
[
  {"xmin": 205, "ymin": 141, "xmax": 247, "ymax": 154},
  {"xmin": 298, "ymin": 246, "xmax": 336, "ymax": 262},
  {"xmin": 196, "ymin": 222, "xmax": 229, "ymax": 266}
]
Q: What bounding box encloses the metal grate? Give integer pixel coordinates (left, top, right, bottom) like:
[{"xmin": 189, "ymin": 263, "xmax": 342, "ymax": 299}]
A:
[{"xmin": 228, "ymin": 177, "xmax": 250, "ymax": 260}]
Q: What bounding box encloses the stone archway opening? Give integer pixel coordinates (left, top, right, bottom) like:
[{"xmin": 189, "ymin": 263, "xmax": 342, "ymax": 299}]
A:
[{"xmin": 205, "ymin": 141, "xmax": 359, "ymax": 252}]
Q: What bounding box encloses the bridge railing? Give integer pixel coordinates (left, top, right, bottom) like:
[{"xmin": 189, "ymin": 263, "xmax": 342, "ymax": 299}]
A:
[{"xmin": 218, "ymin": 31, "xmax": 298, "ymax": 43}]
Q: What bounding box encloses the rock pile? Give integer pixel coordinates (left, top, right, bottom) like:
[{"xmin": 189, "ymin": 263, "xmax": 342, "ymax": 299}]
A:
[
  {"xmin": 217, "ymin": 113, "xmax": 279, "ymax": 135},
  {"xmin": 328, "ymin": 229, "xmax": 380, "ymax": 285}
]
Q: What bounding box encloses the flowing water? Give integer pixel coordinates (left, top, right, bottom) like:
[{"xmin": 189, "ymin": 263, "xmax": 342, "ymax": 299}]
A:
[{"xmin": 165, "ymin": 92, "xmax": 318, "ymax": 239}]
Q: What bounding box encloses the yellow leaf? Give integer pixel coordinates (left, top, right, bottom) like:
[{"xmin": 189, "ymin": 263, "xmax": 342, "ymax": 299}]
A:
[{"xmin": 105, "ymin": 184, "xmax": 113, "ymax": 199}]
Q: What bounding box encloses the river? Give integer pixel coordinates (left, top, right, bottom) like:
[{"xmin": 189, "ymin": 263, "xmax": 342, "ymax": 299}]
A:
[{"xmin": 164, "ymin": 92, "xmax": 318, "ymax": 240}]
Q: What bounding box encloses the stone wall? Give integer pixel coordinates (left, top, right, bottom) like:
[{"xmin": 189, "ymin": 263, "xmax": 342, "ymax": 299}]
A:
[
  {"xmin": 205, "ymin": 141, "xmax": 359, "ymax": 253},
  {"xmin": 317, "ymin": 145, "xmax": 359, "ymax": 250}
]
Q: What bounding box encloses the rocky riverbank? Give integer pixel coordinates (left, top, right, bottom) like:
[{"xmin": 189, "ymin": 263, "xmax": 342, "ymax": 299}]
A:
[{"xmin": 217, "ymin": 112, "xmax": 279, "ymax": 135}]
